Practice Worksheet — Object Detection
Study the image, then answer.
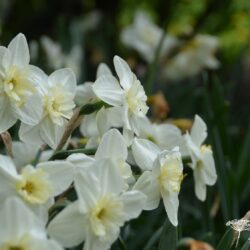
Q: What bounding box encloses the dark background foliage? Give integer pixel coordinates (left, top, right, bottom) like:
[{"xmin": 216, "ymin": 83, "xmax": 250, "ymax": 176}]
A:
[{"xmin": 1, "ymin": 0, "xmax": 250, "ymax": 249}]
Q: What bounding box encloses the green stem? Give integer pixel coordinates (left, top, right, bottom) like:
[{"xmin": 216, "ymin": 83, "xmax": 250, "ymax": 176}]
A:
[
  {"xmin": 182, "ymin": 156, "xmax": 191, "ymax": 165},
  {"xmin": 79, "ymin": 101, "xmax": 110, "ymax": 115},
  {"xmin": 145, "ymin": 31, "xmax": 166, "ymax": 95},
  {"xmin": 32, "ymin": 148, "xmax": 44, "ymax": 166},
  {"xmin": 145, "ymin": 0, "xmax": 177, "ymax": 95},
  {"xmin": 144, "ymin": 226, "xmax": 163, "ymax": 250},
  {"xmin": 202, "ymin": 73, "xmax": 230, "ymax": 222},
  {"xmin": 158, "ymin": 217, "xmax": 177, "ymax": 250},
  {"xmin": 49, "ymin": 148, "xmax": 96, "ymax": 160},
  {"xmin": 118, "ymin": 236, "xmax": 127, "ymax": 250}
]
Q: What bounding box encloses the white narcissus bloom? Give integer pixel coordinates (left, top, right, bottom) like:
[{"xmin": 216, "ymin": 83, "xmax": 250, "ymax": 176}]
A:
[
  {"xmin": 19, "ymin": 68, "xmax": 76, "ymax": 149},
  {"xmin": 184, "ymin": 115, "xmax": 217, "ymax": 201},
  {"xmin": 41, "ymin": 36, "xmax": 82, "ymax": 80},
  {"xmin": 76, "ymin": 63, "xmax": 123, "ymax": 147},
  {"xmin": 75, "ymin": 63, "xmax": 112, "ymax": 107},
  {"xmin": 0, "ymin": 155, "xmax": 73, "ymax": 220},
  {"xmin": 67, "ymin": 129, "xmax": 134, "ymax": 189},
  {"xmin": 0, "ymin": 197, "xmax": 63, "ymax": 250},
  {"xmin": 121, "ymin": 10, "xmax": 179, "ymax": 63},
  {"xmin": 163, "ymin": 34, "xmax": 220, "ymax": 81},
  {"xmin": 0, "ymin": 33, "xmax": 44, "ymax": 133},
  {"xmin": 93, "ymin": 55, "xmax": 149, "ymax": 135},
  {"xmin": 48, "ymin": 159, "xmax": 146, "ymax": 250},
  {"xmin": 137, "ymin": 116, "xmax": 188, "ymax": 156},
  {"xmin": 81, "ymin": 11, "xmax": 102, "ymax": 33},
  {"xmin": 132, "ymin": 138, "xmax": 183, "ymax": 226}
]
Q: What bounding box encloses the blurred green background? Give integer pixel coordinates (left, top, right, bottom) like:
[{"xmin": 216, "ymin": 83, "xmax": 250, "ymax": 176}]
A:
[{"xmin": 1, "ymin": 0, "xmax": 250, "ymax": 249}]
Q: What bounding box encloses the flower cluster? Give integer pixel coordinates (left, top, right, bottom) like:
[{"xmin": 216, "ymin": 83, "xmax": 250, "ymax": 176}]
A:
[
  {"xmin": 0, "ymin": 33, "xmax": 217, "ymax": 250},
  {"xmin": 121, "ymin": 10, "xmax": 220, "ymax": 80}
]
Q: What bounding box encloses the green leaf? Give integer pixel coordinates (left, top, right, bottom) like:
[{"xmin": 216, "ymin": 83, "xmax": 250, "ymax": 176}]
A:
[
  {"xmin": 241, "ymin": 240, "xmax": 250, "ymax": 250},
  {"xmin": 144, "ymin": 226, "xmax": 163, "ymax": 250},
  {"xmin": 79, "ymin": 101, "xmax": 110, "ymax": 115},
  {"xmin": 49, "ymin": 148, "xmax": 96, "ymax": 160},
  {"xmin": 118, "ymin": 236, "xmax": 127, "ymax": 250},
  {"xmin": 237, "ymin": 126, "xmax": 250, "ymax": 191},
  {"xmin": 158, "ymin": 218, "xmax": 177, "ymax": 250},
  {"xmin": 216, "ymin": 228, "xmax": 233, "ymax": 250}
]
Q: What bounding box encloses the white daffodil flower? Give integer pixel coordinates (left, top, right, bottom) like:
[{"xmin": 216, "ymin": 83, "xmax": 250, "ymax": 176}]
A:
[
  {"xmin": 93, "ymin": 55, "xmax": 149, "ymax": 135},
  {"xmin": 76, "ymin": 63, "xmax": 122, "ymax": 146},
  {"xmin": 137, "ymin": 116, "xmax": 188, "ymax": 156},
  {"xmin": 0, "ymin": 154, "xmax": 73, "ymax": 221},
  {"xmin": 81, "ymin": 11, "xmax": 102, "ymax": 33},
  {"xmin": 68, "ymin": 129, "xmax": 134, "ymax": 189},
  {"xmin": 163, "ymin": 34, "xmax": 220, "ymax": 80},
  {"xmin": 75, "ymin": 63, "xmax": 112, "ymax": 107},
  {"xmin": 19, "ymin": 68, "xmax": 76, "ymax": 149},
  {"xmin": 132, "ymin": 138, "xmax": 183, "ymax": 226},
  {"xmin": 41, "ymin": 36, "xmax": 82, "ymax": 80},
  {"xmin": 75, "ymin": 63, "xmax": 123, "ymax": 149},
  {"xmin": 184, "ymin": 115, "xmax": 217, "ymax": 201},
  {"xmin": 121, "ymin": 10, "xmax": 179, "ymax": 63},
  {"xmin": 0, "ymin": 33, "xmax": 44, "ymax": 133},
  {"xmin": 48, "ymin": 159, "xmax": 146, "ymax": 250},
  {"xmin": 0, "ymin": 197, "xmax": 63, "ymax": 250},
  {"xmin": 81, "ymin": 106, "xmax": 123, "ymax": 149}
]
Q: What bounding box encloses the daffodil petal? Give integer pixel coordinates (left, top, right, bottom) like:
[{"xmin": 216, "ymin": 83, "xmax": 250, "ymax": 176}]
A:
[
  {"xmin": 162, "ymin": 191, "xmax": 179, "ymax": 226},
  {"xmin": 113, "ymin": 55, "xmax": 133, "ymax": 90},
  {"xmin": 8, "ymin": 33, "xmax": 30, "ymax": 67},
  {"xmin": 132, "ymin": 138, "xmax": 160, "ymax": 170},
  {"xmin": 93, "ymin": 74, "xmax": 124, "ymax": 106},
  {"xmin": 121, "ymin": 190, "xmax": 146, "ymax": 220},
  {"xmin": 190, "ymin": 115, "xmax": 207, "ymax": 147},
  {"xmin": 95, "ymin": 129, "xmax": 127, "ymax": 160},
  {"xmin": 48, "ymin": 201, "xmax": 86, "ymax": 248}
]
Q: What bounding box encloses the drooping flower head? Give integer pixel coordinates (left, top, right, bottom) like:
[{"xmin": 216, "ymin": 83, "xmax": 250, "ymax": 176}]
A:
[
  {"xmin": 184, "ymin": 115, "xmax": 217, "ymax": 201},
  {"xmin": 132, "ymin": 138, "xmax": 183, "ymax": 226}
]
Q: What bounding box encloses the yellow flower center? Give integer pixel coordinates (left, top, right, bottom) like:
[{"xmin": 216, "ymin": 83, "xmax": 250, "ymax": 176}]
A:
[
  {"xmin": 140, "ymin": 27, "xmax": 159, "ymax": 46},
  {"xmin": 195, "ymin": 144, "xmax": 212, "ymax": 170},
  {"xmin": 180, "ymin": 39, "xmax": 200, "ymax": 53},
  {"xmin": 126, "ymin": 79, "xmax": 148, "ymax": 115},
  {"xmin": 146, "ymin": 134, "xmax": 157, "ymax": 144},
  {"xmin": 3, "ymin": 66, "xmax": 35, "ymax": 106},
  {"xmin": 16, "ymin": 166, "xmax": 53, "ymax": 204},
  {"xmin": 43, "ymin": 85, "xmax": 75, "ymax": 126},
  {"xmin": 89, "ymin": 194, "xmax": 124, "ymax": 237},
  {"xmin": 159, "ymin": 154, "xmax": 183, "ymax": 193},
  {"xmin": 1, "ymin": 234, "xmax": 31, "ymax": 250},
  {"xmin": 6, "ymin": 246, "xmax": 23, "ymax": 250},
  {"xmin": 200, "ymin": 144, "xmax": 212, "ymax": 154}
]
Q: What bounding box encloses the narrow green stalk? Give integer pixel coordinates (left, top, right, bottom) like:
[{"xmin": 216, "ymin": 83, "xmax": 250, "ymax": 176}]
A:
[
  {"xmin": 144, "ymin": 227, "xmax": 163, "ymax": 250},
  {"xmin": 49, "ymin": 148, "xmax": 96, "ymax": 160},
  {"xmin": 118, "ymin": 236, "xmax": 127, "ymax": 250},
  {"xmin": 79, "ymin": 101, "xmax": 110, "ymax": 115},
  {"xmin": 237, "ymin": 125, "xmax": 250, "ymax": 189},
  {"xmin": 202, "ymin": 73, "xmax": 230, "ymax": 222},
  {"xmin": 145, "ymin": 0, "xmax": 177, "ymax": 95},
  {"xmin": 32, "ymin": 147, "xmax": 44, "ymax": 166},
  {"xmin": 55, "ymin": 101, "xmax": 110, "ymax": 151},
  {"xmin": 158, "ymin": 217, "xmax": 177, "ymax": 250},
  {"xmin": 211, "ymin": 121, "xmax": 230, "ymax": 222},
  {"xmin": 145, "ymin": 31, "xmax": 166, "ymax": 95},
  {"xmin": 182, "ymin": 156, "xmax": 191, "ymax": 165}
]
